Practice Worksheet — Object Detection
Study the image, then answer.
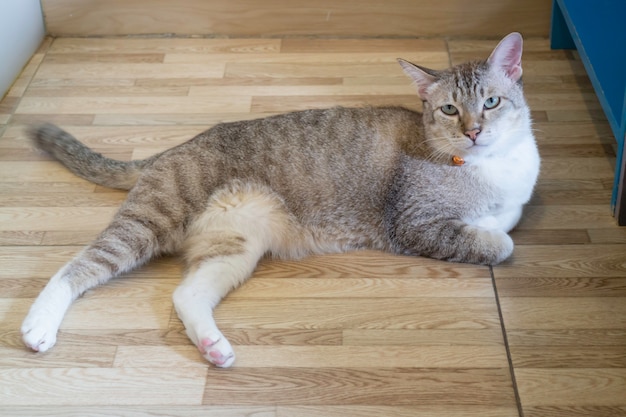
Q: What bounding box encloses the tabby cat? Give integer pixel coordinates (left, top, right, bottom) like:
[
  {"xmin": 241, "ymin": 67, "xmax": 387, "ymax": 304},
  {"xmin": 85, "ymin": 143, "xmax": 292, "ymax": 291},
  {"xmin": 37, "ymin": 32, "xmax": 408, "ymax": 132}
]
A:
[{"xmin": 21, "ymin": 32, "xmax": 539, "ymax": 367}]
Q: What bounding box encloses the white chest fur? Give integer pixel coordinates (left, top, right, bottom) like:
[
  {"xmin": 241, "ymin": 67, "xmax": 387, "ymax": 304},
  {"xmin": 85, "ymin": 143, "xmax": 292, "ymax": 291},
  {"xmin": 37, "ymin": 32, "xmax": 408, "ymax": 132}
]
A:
[
  {"xmin": 484, "ymin": 136, "xmax": 539, "ymax": 203},
  {"xmin": 466, "ymin": 133, "xmax": 540, "ymax": 232}
]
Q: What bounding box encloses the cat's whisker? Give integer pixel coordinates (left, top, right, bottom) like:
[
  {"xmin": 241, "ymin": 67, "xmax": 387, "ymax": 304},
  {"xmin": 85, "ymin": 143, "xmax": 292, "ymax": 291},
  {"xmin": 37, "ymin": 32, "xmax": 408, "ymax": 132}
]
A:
[{"xmin": 421, "ymin": 136, "xmax": 465, "ymax": 163}]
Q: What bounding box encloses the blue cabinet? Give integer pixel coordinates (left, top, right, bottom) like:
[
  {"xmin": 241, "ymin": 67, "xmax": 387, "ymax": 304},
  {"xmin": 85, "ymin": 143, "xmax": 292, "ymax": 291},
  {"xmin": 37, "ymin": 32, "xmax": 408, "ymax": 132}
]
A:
[{"xmin": 551, "ymin": 0, "xmax": 626, "ymax": 224}]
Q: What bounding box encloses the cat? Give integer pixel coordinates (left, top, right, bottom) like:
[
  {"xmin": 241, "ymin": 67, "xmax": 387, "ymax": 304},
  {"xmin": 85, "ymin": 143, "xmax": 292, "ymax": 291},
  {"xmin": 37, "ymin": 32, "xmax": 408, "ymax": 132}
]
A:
[{"xmin": 21, "ymin": 32, "xmax": 539, "ymax": 368}]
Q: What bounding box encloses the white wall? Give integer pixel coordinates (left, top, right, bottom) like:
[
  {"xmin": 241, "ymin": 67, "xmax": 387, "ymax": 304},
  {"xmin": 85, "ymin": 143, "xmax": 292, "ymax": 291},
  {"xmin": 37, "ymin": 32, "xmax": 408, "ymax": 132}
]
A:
[{"xmin": 0, "ymin": 0, "xmax": 45, "ymax": 99}]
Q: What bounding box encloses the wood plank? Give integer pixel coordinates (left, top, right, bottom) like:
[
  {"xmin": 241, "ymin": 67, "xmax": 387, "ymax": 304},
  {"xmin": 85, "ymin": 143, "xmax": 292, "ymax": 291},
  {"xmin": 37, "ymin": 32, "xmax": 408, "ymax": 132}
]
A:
[
  {"xmin": 202, "ymin": 367, "xmax": 515, "ymax": 406},
  {"xmin": 494, "ymin": 245, "xmax": 626, "ymax": 278},
  {"xmin": 225, "ymin": 62, "xmax": 411, "ymax": 79},
  {"xmin": 223, "ymin": 329, "xmax": 342, "ymax": 347},
  {"xmin": 16, "ymin": 96, "xmax": 251, "ymax": 115},
  {"xmin": 231, "ymin": 277, "xmax": 494, "ymax": 298},
  {"xmin": 41, "ymin": 230, "xmax": 102, "ymax": 246},
  {"xmin": 447, "ymin": 38, "xmax": 552, "ymax": 54},
  {"xmin": 515, "ymin": 368, "xmax": 626, "ymax": 407},
  {"xmin": 276, "ymin": 405, "xmax": 519, "ymax": 417},
  {"xmin": 588, "ymin": 227, "xmax": 626, "ymax": 244},
  {"xmin": 534, "ymin": 178, "xmax": 608, "ymax": 193},
  {"xmin": 254, "ymin": 252, "xmax": 491, "ymax": 279},
  {"xmin": 0, "ymin": 344, "xmax": 116, "ymax": 368},
  {"xmin": 499, "ymin": 298, "xmax": 626, "ymax": 330},
  {"xmin": 136, "ymin": 76, "xmax": 343, "ymax": 88},
  {"xmin": 516, "ymin": 205, "xmax": 616, "ymax": 230},
  {"xmin": 526, "ymin": 92, "xmax": 603, "ymax": 111},
  {"xmin": 343, "ymin": 328, "xmax": 505, "ymax": 346},
  {"xmin": 34, "ymin": 62, "xmax": 224, "ymax": 80},
  {"xmin": 529, "ymin": 189, "xmax": 611, "ymax": 205},
  {"xmin": 0, "ymin": 406, "xmax": 276, "ymax": 417},
  {"xmin": 509, "ymin": 229, "xmax": 591, "ymax": 246},
  {"xmin": 43, "ymin": 53, "xmax": 166, "ymax": 64},
  {"xmin": 1, "ymin": 296, "xmax": 172, "ymax": 330},
  {"xmin": 92, "ymin": 112, "xmax": 278, "ymax": 126},
  {"xmin": 502, "ymin": 329, "xmax": 626, "ymax": 348},
  {"xmin": 0, "ymin": 207, "xmax": 116, "ymax": 232},
  {"xmin": 29, "ymin": 78, "xmax": 136, "ymax": 88},
  {"xmin": 164, "ymin": 52, "xmax": 449, "ymax": 66},
  {"xmin": 0, "ymin": 247, "xmax": 182, "ymax": 279},
  {"xmin": 496, "ymin": 277, "xmax": 626, "ymax": 297},
  {"xmin": 0, "ymin": 231, "xmax": 45, "ymax": 246},
  {"xmin": 1, "ymin": 125, "xmax": 202, "ymax": 149},
  {"xmin": 24, "ymin": 86, "xmax": 190, "ymax": 97},
  {"xmin": 211, "ymin": 298, "xmax": 501, "ymax": 330},
  {"xmin": 114, "ymin": 344, "xmax": 509, "ymax": 368},
  {"xmin": 47, "ymin": 328, "xmax": 342, "ymax": 349},
  {"xmin": 523, "ymin": 405, "xmax": 626, "ymax": 417},
  {"xmin": 0, "ymin": 367, "xmax": 206, "ymax": 406},
  {"xmin": 547, "ymin": 109, "xmax": 609, "ymax": 123},
  {"xmin": 532, "ymin": 121, "xmax": 615, "ymax": 144},
  {"xmin": 510, "ymin": 346, "xmax": 626, "ymax": 368},
  {"xmin": 537, "ymin": 143, "xmax": 615, "ymax": 158},
  {"xmin": 0, "ymin": 182, "xmax": 96, "ymax": 194},
  {"xmin": 281, "ymin": 38, "xmax": 446, "ymax": 54},
  {"xmin": 251, "ymin": 95, "xmax": 421, "ymax": 113},
  {"xmin": 539, "ymin": 158, "xmax": 614, "ymax": 180},
  {"xmin": 9, "ymin": 114, "xmax": 96, "ymax": 126},
  {"xmin": 48, "ymin": 38, "xmax": 282, "ymax": 54},
  {"xmin": 189, "ymin": 84, "xmax": 416, "ymax": 97},
  {"xmin": 0, "ymin": 193, "xmax": 126, "ymax": 208}
]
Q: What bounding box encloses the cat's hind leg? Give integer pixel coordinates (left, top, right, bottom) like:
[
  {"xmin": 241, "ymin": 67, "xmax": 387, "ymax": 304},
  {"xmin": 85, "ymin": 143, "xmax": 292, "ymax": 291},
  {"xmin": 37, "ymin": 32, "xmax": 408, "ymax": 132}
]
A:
[
  {"xmin": 173, "ymin": 182, "xmax": 301, "ymax": 368},
  {"xmin": 173, "ymin": 244, "xmax": 255, "ymax": 368},
  {"xmin": 21, "ymin": 171, "xmax": 188, "ymax": 353},
  {"xmin": 21, "ymin": 216, "xmax": 169, "ymax": 352}
]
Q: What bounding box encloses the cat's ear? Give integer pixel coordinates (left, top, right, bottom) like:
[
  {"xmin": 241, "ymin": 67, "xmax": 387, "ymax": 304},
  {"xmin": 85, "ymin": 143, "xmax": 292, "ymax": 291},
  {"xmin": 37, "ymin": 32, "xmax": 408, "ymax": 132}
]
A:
[
  {"xmin": 487, "ymin": 32, "xmax": 523, "ymax": 82},
  {"xmin": 398, "ymin": 59, "xmax": 438, "ymax": 100}
]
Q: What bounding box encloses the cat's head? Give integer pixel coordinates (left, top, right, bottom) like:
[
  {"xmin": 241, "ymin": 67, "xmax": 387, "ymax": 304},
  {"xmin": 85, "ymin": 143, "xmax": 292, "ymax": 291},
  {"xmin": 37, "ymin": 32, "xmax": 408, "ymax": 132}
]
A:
[{"xmin": 398, "ymin": 32, "xmax": 531, "ymax": 163}]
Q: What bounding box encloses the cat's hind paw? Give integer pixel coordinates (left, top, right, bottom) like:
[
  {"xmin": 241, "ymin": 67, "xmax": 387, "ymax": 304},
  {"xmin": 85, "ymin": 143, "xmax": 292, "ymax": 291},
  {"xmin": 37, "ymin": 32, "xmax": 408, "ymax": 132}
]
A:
[
  {"xmin": 21, "ymin": 313, "xmax": 59, "ymax": 353},
  {"xmin": 198, "ymin": 336, "xmax": 235, "ymax": 368}
]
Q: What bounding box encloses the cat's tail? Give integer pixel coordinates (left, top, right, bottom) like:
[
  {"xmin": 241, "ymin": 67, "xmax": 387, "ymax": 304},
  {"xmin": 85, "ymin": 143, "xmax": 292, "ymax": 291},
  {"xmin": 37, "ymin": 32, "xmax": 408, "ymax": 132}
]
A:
[{"xmin": 29, "ymin": 123, "xmax": 158, "ymax": 190}]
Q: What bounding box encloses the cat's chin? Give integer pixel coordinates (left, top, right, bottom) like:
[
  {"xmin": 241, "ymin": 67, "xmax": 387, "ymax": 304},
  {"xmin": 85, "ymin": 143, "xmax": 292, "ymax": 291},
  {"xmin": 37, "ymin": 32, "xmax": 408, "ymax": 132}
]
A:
[
  {"xmin": 453, "ymin": 144, "xmax": 490, "ymax": 158},
  {"xmin": 451, "ymin": 146, "xmax": 502, "ymax": 165}
]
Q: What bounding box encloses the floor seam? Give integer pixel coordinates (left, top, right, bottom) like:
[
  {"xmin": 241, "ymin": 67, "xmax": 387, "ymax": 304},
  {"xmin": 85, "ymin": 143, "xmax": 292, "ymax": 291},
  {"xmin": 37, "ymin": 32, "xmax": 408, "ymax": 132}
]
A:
[{"xmin": 490, "ymin": 265, "xmax": 525, "ymax": 417}]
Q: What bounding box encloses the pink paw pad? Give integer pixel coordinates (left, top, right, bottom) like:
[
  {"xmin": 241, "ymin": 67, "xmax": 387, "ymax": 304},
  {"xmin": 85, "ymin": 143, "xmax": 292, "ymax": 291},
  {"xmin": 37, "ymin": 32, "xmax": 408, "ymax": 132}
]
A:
[
  {"xmin": 197, "ymin": 338, "xmax": 217, "ymax": 354},
  {"xmin": 193, "ymin": 335, "xmax": 235, "ymax": 367},
  {"xmin": 209, "ymin": 350, "xmax": 233, "ymax": 366}
]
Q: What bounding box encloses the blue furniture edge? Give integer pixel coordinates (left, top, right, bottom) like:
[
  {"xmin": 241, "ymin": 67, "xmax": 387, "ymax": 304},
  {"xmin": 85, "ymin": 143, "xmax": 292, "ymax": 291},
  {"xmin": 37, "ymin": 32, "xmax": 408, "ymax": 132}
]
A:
[{"xmin": 550, "ymin": 0, "xmax": 626, "ymax": 225}]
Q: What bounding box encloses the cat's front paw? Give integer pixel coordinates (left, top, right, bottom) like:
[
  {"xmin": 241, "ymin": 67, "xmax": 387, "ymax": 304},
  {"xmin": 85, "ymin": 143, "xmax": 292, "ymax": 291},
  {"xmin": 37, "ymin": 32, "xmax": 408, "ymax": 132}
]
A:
[
  {"xmin": 21, "ymin": 310, "xmax": 60, "ymax": 352},
  {"xmin": 475, "ymin": 228, "xmax": 514, "ymax": 265}
]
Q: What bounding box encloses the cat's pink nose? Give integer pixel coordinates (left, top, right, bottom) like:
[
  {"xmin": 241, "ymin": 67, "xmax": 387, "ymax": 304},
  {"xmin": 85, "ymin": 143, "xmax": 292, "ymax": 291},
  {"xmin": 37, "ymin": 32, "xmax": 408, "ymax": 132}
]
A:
[{"xmin": 464, "ymin": 128, "xmax": 481, "ymax": 142}]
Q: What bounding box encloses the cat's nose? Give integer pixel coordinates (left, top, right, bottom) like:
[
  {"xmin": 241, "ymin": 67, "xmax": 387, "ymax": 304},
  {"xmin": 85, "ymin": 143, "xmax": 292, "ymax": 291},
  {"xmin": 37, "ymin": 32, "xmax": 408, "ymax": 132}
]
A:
[{"xmin": 464, "ymin": 128, "xmax": 481, "ymax": 142}]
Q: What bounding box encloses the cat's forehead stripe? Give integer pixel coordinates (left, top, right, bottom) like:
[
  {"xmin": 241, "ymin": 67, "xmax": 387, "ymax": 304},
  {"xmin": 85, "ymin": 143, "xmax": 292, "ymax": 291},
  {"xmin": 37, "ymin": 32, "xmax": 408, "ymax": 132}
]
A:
[{"xmin": 445, "ymin": 61, "xmax": 489, "ymax": 101}]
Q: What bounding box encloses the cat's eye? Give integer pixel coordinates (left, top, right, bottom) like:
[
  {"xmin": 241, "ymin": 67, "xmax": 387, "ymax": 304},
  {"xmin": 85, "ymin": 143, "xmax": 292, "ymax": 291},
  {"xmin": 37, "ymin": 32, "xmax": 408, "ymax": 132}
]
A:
[
  {"xmin": 484, "ymin": 97, "xmax": 501, "ymax": 109},
  {"xmin": 441, "ymin": 104, "xmax": 458, "ymax": 116}
]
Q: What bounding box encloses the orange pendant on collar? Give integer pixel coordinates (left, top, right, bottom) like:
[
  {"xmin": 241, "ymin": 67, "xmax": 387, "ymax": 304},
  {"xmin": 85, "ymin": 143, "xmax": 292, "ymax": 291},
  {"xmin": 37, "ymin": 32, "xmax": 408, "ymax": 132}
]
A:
[{"xmin": 451, "ymin": 155, "xmax": 465, "ymax": 166}]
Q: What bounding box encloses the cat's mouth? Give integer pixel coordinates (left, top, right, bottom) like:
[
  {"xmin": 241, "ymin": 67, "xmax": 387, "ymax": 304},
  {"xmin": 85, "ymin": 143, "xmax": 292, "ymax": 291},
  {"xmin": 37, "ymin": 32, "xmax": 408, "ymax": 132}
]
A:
[
  {"xmin": 452, "ymin": 140, "xmax": 491, "ymax": 160},
  {"xmin": 459, "ymin": 141, "xmax": 488, "ymax": 152},
  {"xmin": 462, "ymin": 133, "xmax": 493, "ymax": 150}
]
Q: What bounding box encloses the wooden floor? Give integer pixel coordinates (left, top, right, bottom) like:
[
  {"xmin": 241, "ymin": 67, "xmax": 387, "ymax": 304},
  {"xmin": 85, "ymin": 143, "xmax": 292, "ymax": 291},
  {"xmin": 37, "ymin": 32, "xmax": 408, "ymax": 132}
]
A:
[{"xmin": 1, "ymin": 37, "xmax": 625, "ymax": 417}]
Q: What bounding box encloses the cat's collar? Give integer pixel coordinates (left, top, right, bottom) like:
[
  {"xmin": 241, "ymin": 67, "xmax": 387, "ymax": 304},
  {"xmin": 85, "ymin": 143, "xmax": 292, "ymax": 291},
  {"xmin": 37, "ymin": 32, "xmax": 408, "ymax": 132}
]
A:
[{"xmin": 451, "ymin": 155, "xmax": 465, "ymax": 166}]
